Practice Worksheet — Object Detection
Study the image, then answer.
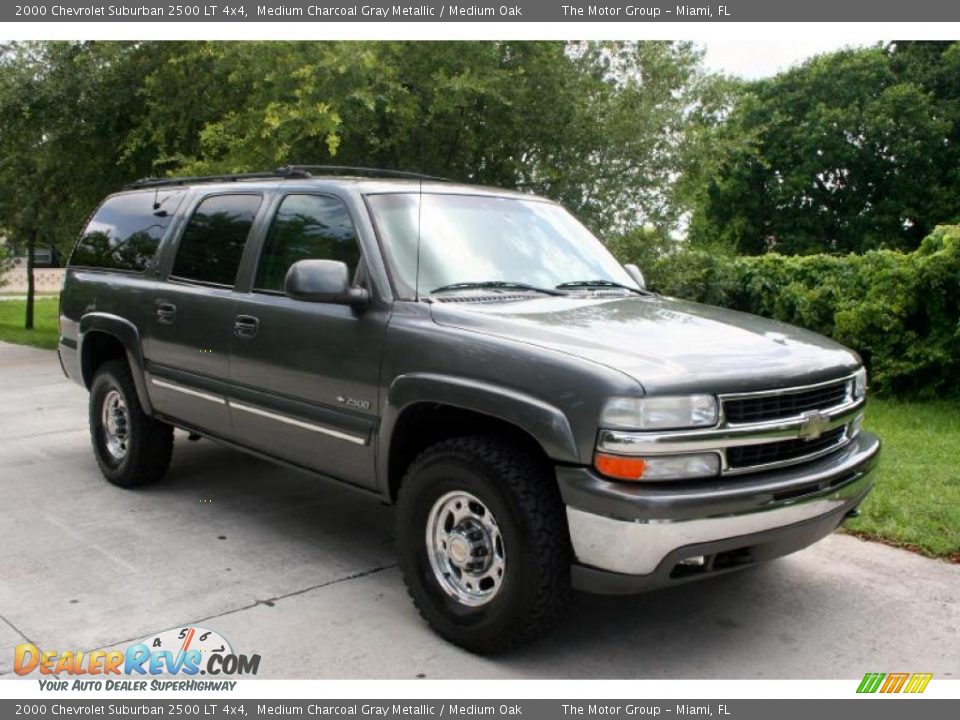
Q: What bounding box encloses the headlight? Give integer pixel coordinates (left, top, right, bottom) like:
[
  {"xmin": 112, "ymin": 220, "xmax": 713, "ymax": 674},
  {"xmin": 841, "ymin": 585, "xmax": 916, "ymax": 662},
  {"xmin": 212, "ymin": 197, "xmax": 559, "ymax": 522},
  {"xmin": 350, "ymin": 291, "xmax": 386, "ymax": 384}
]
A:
[
  {"xmin": 595, "ymin": 452, "xmax": 721, "ymax": 482},
  {"xmin": 852, "ymin": 367, "xmax": 868, "ymax": 399},
  {"xmin": 601, "ymin": 395, "xmax": 718, "ymax": 430}
]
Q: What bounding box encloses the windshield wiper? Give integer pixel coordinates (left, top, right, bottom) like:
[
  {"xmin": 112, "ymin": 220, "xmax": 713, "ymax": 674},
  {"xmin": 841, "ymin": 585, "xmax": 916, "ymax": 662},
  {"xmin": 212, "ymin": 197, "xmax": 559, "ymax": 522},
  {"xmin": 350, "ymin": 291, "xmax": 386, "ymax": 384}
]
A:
[
  {"xmin": 555, "ymin": 279, "xmax": 646, "ymax": 295},
  {"xmin": 430, "ymin": 281, "xmax": 566, "ymax": 296}
]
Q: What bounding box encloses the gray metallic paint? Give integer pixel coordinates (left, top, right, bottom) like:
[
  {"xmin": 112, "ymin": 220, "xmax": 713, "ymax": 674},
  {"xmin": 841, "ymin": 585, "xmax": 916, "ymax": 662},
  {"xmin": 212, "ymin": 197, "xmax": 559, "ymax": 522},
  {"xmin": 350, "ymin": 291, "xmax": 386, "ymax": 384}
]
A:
[
  {"xmin": 429, "ymin": 293, "xmax": 861, "ymax": 395},
  {"xmin": 59, "ymin": 177, "xmax": 874, "ymax": 515}
]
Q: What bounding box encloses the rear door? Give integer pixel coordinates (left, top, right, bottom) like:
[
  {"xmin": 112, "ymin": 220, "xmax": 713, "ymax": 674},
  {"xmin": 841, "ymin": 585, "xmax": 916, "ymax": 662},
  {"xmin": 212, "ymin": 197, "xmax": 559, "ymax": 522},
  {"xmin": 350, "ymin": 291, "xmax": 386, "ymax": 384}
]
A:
[
  {"xmin": 227, "ymin": 192, "xmax": 389, "ymax": 488},
  {"xmin": 144, "ymin": 192, "xmax": 265, "ymax": 433}
]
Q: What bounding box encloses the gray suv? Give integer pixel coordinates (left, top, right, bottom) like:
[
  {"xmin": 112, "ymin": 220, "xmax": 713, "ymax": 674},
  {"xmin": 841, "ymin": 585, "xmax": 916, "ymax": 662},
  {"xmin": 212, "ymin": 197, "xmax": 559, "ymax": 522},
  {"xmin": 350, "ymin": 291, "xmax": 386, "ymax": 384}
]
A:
[{"xmin": 58, "ymin": 167, "xmax": 880, "ymax": 653}]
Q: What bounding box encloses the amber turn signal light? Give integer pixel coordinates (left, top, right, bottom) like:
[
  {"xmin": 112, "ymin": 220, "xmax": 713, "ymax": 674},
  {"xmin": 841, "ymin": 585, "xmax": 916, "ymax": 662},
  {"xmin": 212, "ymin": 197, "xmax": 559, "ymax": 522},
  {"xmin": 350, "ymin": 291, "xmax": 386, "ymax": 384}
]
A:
[{"xmin": 594, "ymin": 453, "xmax": 646, "ymax": 481}]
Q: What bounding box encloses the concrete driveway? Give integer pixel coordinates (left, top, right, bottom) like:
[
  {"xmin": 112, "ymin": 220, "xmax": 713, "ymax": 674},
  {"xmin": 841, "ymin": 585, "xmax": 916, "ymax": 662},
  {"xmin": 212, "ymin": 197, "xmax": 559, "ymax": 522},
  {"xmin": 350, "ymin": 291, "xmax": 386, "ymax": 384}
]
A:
[{"xmin": 0, "ymin": 341, "xmax": 957, "ymax": 679}]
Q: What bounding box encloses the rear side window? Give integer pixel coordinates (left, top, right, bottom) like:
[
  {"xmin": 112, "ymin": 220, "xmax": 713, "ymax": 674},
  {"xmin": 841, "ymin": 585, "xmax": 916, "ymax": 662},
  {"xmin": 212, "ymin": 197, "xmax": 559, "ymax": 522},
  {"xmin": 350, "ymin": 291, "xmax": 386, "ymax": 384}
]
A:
[
  {"xmin": 171, "ymin": 194, "xmax": 262, "ymax": 286},
  {"xmin": 71, "ymin": 190, "xmax": 185, "ymax": 271},
  {"xmin": 254, "ymin": 194, "xmax": 361, "ymax": 292}
]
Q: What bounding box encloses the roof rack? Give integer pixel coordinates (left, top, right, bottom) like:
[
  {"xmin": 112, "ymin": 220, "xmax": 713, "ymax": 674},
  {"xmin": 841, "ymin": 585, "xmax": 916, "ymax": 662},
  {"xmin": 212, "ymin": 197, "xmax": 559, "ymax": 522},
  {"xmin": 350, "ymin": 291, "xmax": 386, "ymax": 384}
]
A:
[
  {"xmin": 128, "ymin": 165, "xmax": 451, "ymax": 189},
  {"xmin": 128, "ymin": 167, "xmax": 310, "ymax": 189},
  {"xmin": 281, "ymin": 165, "xmax": 452, "ymax": 182}
]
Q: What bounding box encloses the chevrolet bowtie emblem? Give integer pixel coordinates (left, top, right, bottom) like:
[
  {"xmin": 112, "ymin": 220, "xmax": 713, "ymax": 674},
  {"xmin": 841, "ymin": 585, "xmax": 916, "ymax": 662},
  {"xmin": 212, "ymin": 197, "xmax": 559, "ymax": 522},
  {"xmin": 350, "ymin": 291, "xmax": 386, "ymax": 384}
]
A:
[{"xmin": 798, "ymin": 410, "xmax": 830, "ymax": 441}]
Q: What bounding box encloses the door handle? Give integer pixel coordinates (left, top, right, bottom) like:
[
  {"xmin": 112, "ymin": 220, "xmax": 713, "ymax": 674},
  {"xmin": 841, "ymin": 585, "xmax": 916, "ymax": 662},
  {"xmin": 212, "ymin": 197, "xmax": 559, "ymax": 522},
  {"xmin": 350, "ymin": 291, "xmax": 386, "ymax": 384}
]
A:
[
  {"xmin": 154, "ymin": 300, "xmax": 177, "ymax": 325},
  {"xmin": 233, "ymin": 315, "xmax": 259, "ymax": 339}
]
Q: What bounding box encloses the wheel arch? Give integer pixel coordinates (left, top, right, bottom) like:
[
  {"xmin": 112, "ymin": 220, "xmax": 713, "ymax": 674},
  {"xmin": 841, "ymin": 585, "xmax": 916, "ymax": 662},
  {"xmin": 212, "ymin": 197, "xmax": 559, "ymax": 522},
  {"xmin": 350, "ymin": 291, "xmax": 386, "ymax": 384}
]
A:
[
  {"xmin": 379, "ymin": 373, "xmax": 580, "ymax": 502},
  {"xmin": 79, "ymin": 313, "xmax": 153, "ymax": 415}
]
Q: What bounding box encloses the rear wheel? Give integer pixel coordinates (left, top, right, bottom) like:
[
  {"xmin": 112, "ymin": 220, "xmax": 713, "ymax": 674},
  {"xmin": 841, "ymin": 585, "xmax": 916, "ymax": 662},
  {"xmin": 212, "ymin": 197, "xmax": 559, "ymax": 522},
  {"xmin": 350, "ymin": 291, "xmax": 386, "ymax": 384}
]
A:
[
  {"xmin": 396, "ymin": 436, "xmax": 571, "ymax": 654},
  {"xmin": 89, "ymin": 360, "xmax": 173, "ymax": 488}
]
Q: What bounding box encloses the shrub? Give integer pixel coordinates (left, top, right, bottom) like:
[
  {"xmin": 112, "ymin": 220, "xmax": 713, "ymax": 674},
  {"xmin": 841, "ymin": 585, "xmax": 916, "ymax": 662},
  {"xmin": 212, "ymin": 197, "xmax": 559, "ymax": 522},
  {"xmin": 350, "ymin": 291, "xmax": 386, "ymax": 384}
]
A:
[{"xmin": 632, "ymin": 226, "xmax": 960, "ymax": 397}]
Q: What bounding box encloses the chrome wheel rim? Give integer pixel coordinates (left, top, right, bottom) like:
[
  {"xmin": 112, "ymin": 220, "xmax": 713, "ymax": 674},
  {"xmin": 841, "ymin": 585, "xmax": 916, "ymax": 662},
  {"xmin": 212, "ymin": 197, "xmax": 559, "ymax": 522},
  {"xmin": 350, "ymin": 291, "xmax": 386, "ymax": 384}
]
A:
[
  {"xmin": 101, "ymin": 389, "xmax": 129, "ymax": 460},
  {"xmin": 426, "ymin": 490, "xmax": 506, "ymax": 607}
]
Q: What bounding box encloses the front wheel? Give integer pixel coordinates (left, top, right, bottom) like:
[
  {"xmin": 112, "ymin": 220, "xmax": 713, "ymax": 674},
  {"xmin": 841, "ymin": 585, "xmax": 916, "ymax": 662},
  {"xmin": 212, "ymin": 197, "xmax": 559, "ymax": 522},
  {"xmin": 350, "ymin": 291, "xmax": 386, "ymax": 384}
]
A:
[
  {"xmin": 89, "ymin": 360, "xmax": 173, "ymax": 488},
  {"xmin": 396, "ymin": 436, "xmax": 572, "ymax": 654}
]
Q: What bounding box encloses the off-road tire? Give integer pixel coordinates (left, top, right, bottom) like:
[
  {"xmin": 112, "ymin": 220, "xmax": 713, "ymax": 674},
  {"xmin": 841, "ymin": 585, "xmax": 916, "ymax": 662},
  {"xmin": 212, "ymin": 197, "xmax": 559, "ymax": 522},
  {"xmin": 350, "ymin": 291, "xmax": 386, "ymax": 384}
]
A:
[
  {"xmin": 396, "ymin": 435, "xmax": 572, "ymax": 654},
  {"xmin": 89, "ymin": 359, "xmax": 173, "ymax": 488}
]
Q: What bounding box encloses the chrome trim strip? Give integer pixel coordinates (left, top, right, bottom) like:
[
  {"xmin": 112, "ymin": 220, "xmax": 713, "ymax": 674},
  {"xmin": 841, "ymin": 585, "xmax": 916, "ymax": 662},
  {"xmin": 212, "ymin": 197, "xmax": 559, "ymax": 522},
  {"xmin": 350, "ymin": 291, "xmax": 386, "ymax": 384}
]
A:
[
  {"xmin": 150, "ymin": 378, "xmax": 226, "ymax": 405},
  {"xmin": 598, "ymin": 401, "xmax": 864, "ymax": 455},
  {"xmin": 567, "ymin": 471, "xmax": 871, "ymax": 575},
  {"xmin": 228, "ymin": 401, "xmax": 368, "ymax": 446},
  {"xmin": 718, "ymin": 372, "xmax": 856, "ymax": 401}
]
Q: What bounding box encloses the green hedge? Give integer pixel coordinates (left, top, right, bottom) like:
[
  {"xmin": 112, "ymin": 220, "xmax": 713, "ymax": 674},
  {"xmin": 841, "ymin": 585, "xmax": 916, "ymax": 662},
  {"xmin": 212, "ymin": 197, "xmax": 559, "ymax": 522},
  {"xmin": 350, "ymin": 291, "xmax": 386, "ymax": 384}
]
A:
[{"xmin": 630, "ymin": 226, "xmax": 960, "ymax": 397}]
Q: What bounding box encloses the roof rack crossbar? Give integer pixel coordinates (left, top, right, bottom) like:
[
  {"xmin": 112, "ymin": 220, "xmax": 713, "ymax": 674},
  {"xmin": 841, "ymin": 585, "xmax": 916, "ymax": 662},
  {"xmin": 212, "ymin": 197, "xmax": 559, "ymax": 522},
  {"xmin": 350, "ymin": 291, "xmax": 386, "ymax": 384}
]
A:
[{"xmin": 128, "ymin": 165, "xmax": 451, "ymax": 189}]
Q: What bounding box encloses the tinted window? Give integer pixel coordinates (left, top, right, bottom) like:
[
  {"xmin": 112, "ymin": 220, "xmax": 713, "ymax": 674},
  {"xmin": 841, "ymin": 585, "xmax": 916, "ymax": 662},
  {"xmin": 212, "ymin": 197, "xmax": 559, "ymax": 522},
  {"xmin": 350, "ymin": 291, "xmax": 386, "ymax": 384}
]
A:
[
  {"xmin": 71, "ymin": 190, "xmax": 185, "ymax": 271},
  {"xmin": 255, "ymin": 194, "xmax": 361, "ymax": 292},
  {"xmin": 172, "ymin": 194, "xmax": 262, "ymax": 286}
]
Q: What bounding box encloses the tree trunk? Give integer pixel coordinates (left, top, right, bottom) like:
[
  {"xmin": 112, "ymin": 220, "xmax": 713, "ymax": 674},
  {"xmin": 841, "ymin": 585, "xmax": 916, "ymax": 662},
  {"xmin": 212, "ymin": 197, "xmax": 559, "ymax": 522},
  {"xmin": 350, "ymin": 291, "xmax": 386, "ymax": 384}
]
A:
[{"xmin": 25, "ymin": 230, "xmax": 35, "ymax": 331}]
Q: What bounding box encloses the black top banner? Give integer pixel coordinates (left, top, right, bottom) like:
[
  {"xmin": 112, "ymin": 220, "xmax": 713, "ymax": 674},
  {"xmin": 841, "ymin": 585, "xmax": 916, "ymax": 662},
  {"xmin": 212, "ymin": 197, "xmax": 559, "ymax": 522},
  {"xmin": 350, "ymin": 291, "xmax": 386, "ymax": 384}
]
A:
[{"xmin": 6, "ymin": 0, "xmax": 960, "ymax": 22}]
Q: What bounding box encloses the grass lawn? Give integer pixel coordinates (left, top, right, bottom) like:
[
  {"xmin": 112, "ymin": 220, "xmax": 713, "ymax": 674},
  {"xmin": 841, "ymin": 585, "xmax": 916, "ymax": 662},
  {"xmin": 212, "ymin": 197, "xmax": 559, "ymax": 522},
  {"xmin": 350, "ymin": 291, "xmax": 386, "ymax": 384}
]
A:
[
  {"xmin": 0, "ymin": 300, "xmax": 955, "ymax": 559},
  {"xmin": 0, "ymin": 298, "xmax": 60, "ymax": 350},
  {"xmin": 846, "ymin": 398, "xmax": 960, "ymax": 560}
]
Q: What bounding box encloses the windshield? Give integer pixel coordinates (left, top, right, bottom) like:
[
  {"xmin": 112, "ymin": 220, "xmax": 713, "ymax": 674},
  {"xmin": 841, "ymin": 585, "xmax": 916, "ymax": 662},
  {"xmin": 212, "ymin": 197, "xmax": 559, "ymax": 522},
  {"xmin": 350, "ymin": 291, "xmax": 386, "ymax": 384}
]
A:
[{"xmin": 366, "ymin": 193, "xmax": 638, "ymax": 299}]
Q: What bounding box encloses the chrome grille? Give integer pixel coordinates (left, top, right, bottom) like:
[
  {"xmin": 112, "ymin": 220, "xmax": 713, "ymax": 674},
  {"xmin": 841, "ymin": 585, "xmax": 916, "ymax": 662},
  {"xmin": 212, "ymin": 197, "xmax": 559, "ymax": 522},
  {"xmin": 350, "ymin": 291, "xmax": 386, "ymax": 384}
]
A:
[
  {"xmin": 727, "ymin": 426, "xmax": 847, "ymax": 470},
  {"xmin": 723, "ymin": 380, "xmax": 850, "ymax": 424}
]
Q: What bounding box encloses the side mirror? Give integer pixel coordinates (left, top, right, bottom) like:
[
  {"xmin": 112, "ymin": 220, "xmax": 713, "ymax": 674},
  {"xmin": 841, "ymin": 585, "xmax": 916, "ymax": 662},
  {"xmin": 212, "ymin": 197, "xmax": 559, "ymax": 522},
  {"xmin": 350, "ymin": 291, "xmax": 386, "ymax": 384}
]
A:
[
  {"xmin": 624, "ymin": 263, "xmax": 646, "ymax": 290},
  {"xmin": 284, "ymin": 259, "xmax": 369, "ymax": 307}
]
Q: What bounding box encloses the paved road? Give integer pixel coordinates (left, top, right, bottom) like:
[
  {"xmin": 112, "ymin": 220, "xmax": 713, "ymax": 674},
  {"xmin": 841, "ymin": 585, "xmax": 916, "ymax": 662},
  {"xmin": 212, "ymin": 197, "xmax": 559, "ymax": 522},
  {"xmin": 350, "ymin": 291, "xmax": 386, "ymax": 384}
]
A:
[{"xmin": 0, "ymin": 342, "xmax": 957, "ymax": 679}]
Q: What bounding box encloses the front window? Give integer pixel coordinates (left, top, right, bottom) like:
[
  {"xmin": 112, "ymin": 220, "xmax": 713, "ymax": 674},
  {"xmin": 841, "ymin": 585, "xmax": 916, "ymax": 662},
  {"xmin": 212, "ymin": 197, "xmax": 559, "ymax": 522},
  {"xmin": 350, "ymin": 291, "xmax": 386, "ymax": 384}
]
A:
[
  {"xmin": 255, "ymin": 194, "xmax": 361, "ymax": 293},
  {"xmin": 366, "ymin": 193, "xmax": 636, "ymax": 299}
]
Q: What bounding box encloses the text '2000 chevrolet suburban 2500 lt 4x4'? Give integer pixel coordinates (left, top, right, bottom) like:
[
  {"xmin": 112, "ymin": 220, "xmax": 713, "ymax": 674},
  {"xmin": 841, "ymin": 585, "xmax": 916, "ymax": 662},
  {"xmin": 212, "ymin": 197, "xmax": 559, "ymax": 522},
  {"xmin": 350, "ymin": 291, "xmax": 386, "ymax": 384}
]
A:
[{"xmin": 58, "ymin": 166, "xmax": 880, "ymax": 653}]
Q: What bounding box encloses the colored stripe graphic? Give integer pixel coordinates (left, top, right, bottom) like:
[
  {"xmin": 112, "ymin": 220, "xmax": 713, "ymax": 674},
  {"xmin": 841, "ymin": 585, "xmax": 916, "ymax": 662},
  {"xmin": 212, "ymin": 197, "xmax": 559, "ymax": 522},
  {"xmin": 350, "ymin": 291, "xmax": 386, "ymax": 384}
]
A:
[
  {"xmin": 904, "ymin": 673, "xmax": 933, "ymax": 694},
  {"xmin": 880, "ymin": 673, "xmax": 909, "ymax": 693},
  {"xmin": 857, "ymin": 673, "xmax": 885, "ymax": 693},
  {"xmin": 857, "ymin": 672, "xmax": 932, "ymax": 694}
]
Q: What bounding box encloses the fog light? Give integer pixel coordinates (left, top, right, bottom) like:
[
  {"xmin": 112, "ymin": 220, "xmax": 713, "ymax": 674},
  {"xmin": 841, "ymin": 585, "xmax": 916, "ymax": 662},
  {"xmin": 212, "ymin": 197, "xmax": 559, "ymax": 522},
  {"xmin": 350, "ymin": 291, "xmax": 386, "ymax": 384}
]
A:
[
  {"xmin": 679, "ymin": 555, "xmax": 706, "ymax": 567},
  {"xmin": 594, "ymin": 452, "xmax": 720, "ymax": 481}
]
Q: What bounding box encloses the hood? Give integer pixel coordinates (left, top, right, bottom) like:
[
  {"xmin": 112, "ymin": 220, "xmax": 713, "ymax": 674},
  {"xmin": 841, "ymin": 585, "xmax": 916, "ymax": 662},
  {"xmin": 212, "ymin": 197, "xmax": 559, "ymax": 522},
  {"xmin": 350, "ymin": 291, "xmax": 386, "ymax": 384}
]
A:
[{"xmin": 429, "ymin": 294, "xmax": 860, "ymax": 395}]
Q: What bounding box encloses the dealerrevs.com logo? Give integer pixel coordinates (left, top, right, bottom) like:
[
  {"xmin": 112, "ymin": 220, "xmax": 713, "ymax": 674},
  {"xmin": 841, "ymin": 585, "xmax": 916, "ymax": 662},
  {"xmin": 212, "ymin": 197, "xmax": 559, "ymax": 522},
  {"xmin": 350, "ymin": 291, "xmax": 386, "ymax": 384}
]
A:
[{"xmin": 14, "ymin": 626, "xmax": 260, "ymax": 691}]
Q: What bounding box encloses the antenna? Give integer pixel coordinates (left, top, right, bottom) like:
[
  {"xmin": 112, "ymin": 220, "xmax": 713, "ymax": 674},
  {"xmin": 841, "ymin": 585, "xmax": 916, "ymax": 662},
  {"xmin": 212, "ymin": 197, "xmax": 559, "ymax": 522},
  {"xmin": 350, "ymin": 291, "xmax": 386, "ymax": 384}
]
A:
[{"xmin": 415, "ymin": 173, "xmax": 424, "ymax": 301}]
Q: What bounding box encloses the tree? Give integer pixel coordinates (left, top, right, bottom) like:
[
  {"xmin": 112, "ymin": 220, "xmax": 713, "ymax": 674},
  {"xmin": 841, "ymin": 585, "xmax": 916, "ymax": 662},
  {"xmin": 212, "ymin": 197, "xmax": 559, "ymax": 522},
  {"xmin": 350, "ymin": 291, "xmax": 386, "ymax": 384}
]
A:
[
  {"xmin": 0, "ymin": 42, "xmax": 48, "ymax": 328},
  {"xmin": 0, "ymin": 39, "xmax": 713, "ymax": 320},
  {"xmin": 125, "ymin": 41, "xmax": 707, "ymax": 236},
  {"xmin": 0, "ymin": 42, "xmax": 156, "ymax": 326},
  {"xmin": 686, "ymin": 42, "xmax": 960, "ymax": 255}
]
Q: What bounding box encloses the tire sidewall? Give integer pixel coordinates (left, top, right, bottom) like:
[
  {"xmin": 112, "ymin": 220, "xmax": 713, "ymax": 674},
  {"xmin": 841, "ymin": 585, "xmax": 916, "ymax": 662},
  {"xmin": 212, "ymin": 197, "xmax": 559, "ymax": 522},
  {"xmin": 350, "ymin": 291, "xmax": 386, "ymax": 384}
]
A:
[
  {"xmin": 89, "ymin": 367, "xmax": 136, "ymax": 480},
  {"xmin": 397, "ymin": 447, "xmax": 547, "ymax": 647}
]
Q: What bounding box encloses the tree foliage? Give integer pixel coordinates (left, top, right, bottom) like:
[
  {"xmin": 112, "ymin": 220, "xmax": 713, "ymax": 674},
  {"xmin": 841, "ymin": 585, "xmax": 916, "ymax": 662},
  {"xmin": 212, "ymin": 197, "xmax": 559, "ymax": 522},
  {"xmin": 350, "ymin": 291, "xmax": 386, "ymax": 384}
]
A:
[
  {"xmin": 124, "ymin": 41, "xmax": 707, "ymax": 234},
  {"xmin": 686, "ymin": 42, "xmax": 960, "ymax": 255},
  {"xmin": 0, "ymin": 40, "xmax": 711, "ymax": 266},
  {"xmin": 624, "ymin": 226, "xmax": 960, "ymax": 397}
]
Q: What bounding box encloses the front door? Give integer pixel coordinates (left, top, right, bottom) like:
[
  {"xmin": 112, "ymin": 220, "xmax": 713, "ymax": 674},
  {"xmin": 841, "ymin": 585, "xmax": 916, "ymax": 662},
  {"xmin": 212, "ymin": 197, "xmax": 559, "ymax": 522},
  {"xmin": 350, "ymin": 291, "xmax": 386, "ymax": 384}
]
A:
[
  {"xmin": 227, "ymin": 193, "xmax": 388, "ymax": 489},
  {"xmin": 145, "ymin": 192, "xmax": 265, "ymax": 432}
]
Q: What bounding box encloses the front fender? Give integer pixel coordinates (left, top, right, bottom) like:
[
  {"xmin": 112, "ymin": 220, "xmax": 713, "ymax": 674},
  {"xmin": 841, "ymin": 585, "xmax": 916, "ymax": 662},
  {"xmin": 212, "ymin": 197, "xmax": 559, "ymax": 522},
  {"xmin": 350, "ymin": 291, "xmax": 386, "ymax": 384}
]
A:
[
  {"xmin": 378, "ymin": 372, "xmax": 581, "ymax": 495},
  {"xmin": 78, "ymin": 312, "xmax": 153, "ymax": 415}
]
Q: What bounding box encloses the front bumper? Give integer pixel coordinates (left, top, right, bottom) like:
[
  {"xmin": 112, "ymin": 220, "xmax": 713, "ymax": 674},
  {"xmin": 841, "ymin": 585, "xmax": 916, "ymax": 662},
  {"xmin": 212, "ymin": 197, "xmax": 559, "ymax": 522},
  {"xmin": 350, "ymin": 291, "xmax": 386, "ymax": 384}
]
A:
[{"xmin": 559, "ymin": 430, "xmax": 880, "ymax": 594}]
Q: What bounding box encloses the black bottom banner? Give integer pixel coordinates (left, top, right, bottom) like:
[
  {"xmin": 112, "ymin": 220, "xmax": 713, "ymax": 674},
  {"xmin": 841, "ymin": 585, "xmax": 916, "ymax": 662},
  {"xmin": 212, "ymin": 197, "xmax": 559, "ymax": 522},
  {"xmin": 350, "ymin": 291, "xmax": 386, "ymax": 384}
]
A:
[{"xmin": 0, "ymin": 700, "xmax": 955, "ymax": 720}]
